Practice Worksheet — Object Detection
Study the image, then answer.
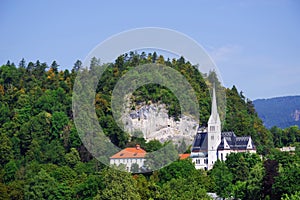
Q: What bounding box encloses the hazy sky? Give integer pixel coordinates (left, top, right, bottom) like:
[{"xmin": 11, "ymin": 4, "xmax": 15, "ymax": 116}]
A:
[{"xmin": 0, "ymin": 0, "xmax": 299, "ymax": 100}]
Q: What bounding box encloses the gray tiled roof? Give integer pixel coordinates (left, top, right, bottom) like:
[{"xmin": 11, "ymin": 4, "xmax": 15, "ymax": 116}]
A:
[
  {"xmin": 191, "ymin": 132, "xmax": 208, "ymax": 152},
  {"xmin": 218, "ymin": 132, "xmax": 256, "ymax": 150},
  {"xmin": 191, "ymin": 129, "xmax": 256, "ymax": 152}
]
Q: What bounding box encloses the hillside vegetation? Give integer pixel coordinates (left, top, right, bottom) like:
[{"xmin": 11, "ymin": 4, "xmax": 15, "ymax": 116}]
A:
[
  {"xmin": 0, "ymin": 53, "xmax": 299, "ymax": 199},
  {"xmin": 254, "ymin": 96, "xmax": 300, "ymax": 128}
]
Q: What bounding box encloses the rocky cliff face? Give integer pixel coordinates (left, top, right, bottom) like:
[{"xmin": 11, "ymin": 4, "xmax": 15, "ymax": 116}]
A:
[
  {"xmin": 292, "ymin": 109, "xmax": 300, "ymax": 122},
  {"xmin": 122, "ymin": 103, "xmax": 198, "ymax": 146}
]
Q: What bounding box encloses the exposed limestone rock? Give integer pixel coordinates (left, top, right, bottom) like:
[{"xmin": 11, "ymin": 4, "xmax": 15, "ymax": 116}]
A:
[{"xmin": 122, "ymin": 103, "xmax": 198, "ymax": 147}]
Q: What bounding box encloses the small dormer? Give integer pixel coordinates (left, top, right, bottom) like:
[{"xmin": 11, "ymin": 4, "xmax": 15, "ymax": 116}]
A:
[
  {"xmin": 223, "ymin": 138, "xmax": 230, "ymax": 149},
  {"xmin": 246, "ymin": 137, "xmax": 252, "ymax": 149}
]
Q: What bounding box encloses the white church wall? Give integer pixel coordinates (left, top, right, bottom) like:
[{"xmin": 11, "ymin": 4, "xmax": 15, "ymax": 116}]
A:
[{"xmin": 192, "ymin": 157, "xmax": 208, "ymax": 170}]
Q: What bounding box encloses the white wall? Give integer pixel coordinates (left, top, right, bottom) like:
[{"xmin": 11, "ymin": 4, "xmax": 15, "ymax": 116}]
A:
[{"xmin": 110, "ymin": 158, "xmax": 145, "ymax": 172}]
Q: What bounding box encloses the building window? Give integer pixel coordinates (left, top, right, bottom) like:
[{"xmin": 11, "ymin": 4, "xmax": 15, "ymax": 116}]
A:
[
  {"xmin": 211, "ymin": 135, "xmax": 214, "ymax": 140},
  {"xmin": 221, "ymin": 153, "xmax": 223, "ymax": 161},
  {"xmin": 210, "ymin": 126, "xmax": 215, "ymax": 132}
]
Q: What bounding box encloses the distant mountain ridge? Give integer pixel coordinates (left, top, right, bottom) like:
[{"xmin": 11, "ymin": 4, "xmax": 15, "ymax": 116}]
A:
[{"xmin": 253, "ymin": 96, "xmax": 300, "ymax": 129}]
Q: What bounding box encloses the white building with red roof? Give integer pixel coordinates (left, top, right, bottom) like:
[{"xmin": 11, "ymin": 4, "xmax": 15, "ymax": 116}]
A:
[{"xmin": 110, "ymin": 144, "xmax": 146, "ymax": 172}]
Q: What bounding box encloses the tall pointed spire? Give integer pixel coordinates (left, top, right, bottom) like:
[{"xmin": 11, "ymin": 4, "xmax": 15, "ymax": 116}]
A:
[
  {"xmin": 208, "ymin": 84, "xmax": 220, "ymax": 124},
  {"xmin": 207, "ymin": 83, "xmax": 221, "ymax": 170}
]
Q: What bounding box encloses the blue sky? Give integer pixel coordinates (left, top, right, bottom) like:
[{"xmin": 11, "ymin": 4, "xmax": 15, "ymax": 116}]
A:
[{"xmin": 0, "ymin": 0, "xmax": 299, "ymax": 100}]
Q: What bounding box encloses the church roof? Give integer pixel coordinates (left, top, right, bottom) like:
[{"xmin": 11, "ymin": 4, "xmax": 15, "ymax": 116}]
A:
[
  {"xmin": 218, "ymin": 132, "xmax": 256, "ymax": 150},
  {"xmin": 191, "ymin": 129, "xmax": 256, "ymax": 152},
  {"xmin": 221, "ymin": 131, "xmax": 236, "ymax": 137},
  {"xmin": 110, "ymin": 145, "xmax": 146, "ymax": 159},
  {"xmin": 191, "ymin": 131, "xmax": 208, "ymax": 153}
]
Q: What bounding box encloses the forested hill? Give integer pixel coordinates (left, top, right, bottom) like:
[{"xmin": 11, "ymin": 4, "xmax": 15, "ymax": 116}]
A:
[
  {"xmin": 0, "ymin": 54, "xmax": 272, "ymax": 156},
  {"xmin": 2, "ymin": 53, "xmax": 293, "ymax": 199},
  {"xmin": 253, "ymin": 96, "xmax": 300, "ymax": 129}
]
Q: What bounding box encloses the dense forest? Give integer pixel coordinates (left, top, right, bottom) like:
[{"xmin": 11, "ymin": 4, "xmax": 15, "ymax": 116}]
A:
[{"xmin": 0, "ymin": 53, "xmax": 299, "ymax": 199}]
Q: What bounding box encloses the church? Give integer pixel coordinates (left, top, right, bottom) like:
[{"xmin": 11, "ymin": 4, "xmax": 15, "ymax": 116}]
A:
[{"xmin": 190, "ymin": 87, "xmax": 256, "ymax": 170}]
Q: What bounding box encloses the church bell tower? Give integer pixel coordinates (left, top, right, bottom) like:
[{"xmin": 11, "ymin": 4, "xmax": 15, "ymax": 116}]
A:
[{"xmin": 207, "ymin": 85, "xmax": 221, "ymax": 170}]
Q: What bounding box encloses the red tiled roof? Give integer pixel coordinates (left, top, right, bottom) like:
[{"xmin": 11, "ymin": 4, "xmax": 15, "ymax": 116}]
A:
[
  {"xmin": 179, "ymin": 153, "xmax": 190, "ymax": 160},
  {"xmin": 110, "ymin": 145, "xmax": 146, "ymax": 159}
]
